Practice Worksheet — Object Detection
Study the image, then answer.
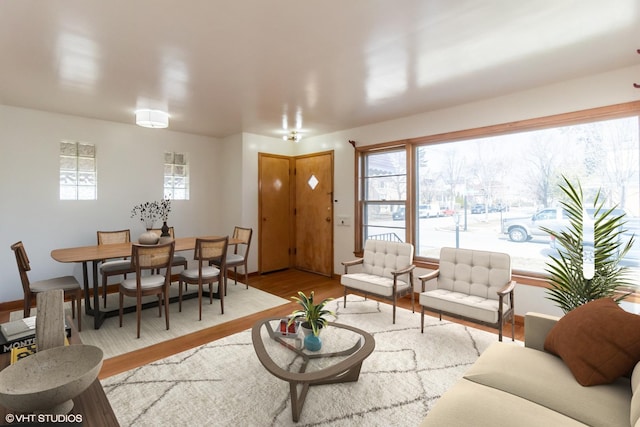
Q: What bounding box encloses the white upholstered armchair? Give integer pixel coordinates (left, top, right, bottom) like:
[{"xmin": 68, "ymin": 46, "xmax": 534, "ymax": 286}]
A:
[
  {"xmin": 341, "ymin": 239, "xmax": 415, "ymax": 323},
  {"xmin": 419, "ymin": 247, "xmax": 515, "ymax": 341}
]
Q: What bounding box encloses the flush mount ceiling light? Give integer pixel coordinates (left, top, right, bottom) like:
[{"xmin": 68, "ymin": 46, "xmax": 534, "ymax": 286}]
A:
[
  {"xmin": 283, "ymin": 130, "xmax": 301, "ymax": 142},
  {"xmin": 135, "ymin": 109, "xmax": 169, "ymax": 129}
]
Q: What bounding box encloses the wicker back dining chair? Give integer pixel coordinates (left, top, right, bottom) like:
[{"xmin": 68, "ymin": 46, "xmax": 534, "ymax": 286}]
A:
[
  {"xmin": 97, "ymin": 229, "xmax": 134, "ymax": 308},
  {"xmin": 118, "ymin": 241, "xmax": 175, "ymax": 338},
  {"xmin": 10, "ymin": 241, "xmax": 82, "ymax": 331},
  {"xmin": 148, "ymin": 226, "xmax": 188, "ymax": 276},
  {"xmin": 211, "ymin": 226, "xmax": 252, "ymax": 295},
  {"xmin": 178, "ymin": 236, "xmax": 228, "ymax": 320}
]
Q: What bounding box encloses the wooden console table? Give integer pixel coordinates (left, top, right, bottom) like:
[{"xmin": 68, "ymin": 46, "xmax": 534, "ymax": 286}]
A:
[{"xmin": 0, "ymin": 319, "xmax": 119, "ymax": 426}]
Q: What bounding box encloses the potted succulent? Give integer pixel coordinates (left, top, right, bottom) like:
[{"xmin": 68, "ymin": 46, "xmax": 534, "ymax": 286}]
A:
[
  {"xmin": 288, "ymin": 291, "xmax": 334, "ymax": 351},
  {"xmin": 541, "ymin": 176, "xmax": 635, "ymax": 313}
]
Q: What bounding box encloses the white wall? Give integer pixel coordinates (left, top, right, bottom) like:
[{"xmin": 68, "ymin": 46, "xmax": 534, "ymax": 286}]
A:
[{"xmin": 0, "ymin": 105, "xmax": 221, "ymax": 303}]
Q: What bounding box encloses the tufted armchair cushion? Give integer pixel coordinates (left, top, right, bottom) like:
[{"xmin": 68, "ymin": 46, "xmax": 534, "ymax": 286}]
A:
[
  {"xmin": 419, "ymin": 247, "xmax": 515, "ymax": 341},
  {"xmin": 361, "ymin": 240, "xmax": 414, "ymax": 278},
  {"xmin": 341, "ymin": 239, "xmax": 415, "ymax": 323},
  {"xmin": 437, "ymin": 248, "xmax": 511, "ymax": 301}
]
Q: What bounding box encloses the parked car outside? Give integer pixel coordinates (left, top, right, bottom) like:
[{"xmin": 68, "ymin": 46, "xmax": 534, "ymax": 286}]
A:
[
  {"xmin": 392, "ymin": 207, "xmax": 405, "ymax": 221},
  {"xmin": 470, "ymin": 204, "xmax": 486, "ymax": 214},
  {"xmin": 419, "ymin": 204, "xmax": 441, "ymax": 218},
  {"xmin": 502, "ymin": 207, "xmax": 635, "ymax": 243},
  {"xmin": 440, "ymin": 207, "xmax": 456, "ymax": 216},
  {"xmin": 489, "ymin": 203, "xmax": 508, "ymax": 212}
]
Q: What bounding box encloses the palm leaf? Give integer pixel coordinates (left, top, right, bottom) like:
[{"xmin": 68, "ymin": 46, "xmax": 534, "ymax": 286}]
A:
[{"xmin": 541, "ymin": 175, "xmax": 635, "ymax": 313}]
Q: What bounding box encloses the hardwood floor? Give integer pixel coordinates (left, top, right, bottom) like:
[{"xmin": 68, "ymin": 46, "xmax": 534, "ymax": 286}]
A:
[{"xmin": 1, "ymin": 269, "xmax": 524, "ymax": 380}]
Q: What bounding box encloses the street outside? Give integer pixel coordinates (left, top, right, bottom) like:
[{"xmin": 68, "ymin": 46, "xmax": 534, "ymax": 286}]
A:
[{"xmin": 369, "ymin": 209, "xmax": 640, "ymax": 285}]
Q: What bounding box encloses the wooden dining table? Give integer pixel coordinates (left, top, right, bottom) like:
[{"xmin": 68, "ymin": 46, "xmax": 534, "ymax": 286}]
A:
[{"xmin": 51, "ymin": 236, "xmax": 239, "ymax": 330}]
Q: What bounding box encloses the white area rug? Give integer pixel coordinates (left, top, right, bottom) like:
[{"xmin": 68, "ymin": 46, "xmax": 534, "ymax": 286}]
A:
[
  {"xmin": 11, "ymin": 283, "xmax": 288, "ymax": 359},
  {"xmin": 102, "ymin": 295, "xmax": 521, "ymax": 426}
]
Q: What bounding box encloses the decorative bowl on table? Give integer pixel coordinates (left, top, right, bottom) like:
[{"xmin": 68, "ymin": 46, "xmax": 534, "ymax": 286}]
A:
[
  {"xmin": 138, "ymin": 231, "xmax": 160, "ymax": 245},
  {"xmin": 0, "ymin": 344, "xmax": 103, "ymax": 414}
]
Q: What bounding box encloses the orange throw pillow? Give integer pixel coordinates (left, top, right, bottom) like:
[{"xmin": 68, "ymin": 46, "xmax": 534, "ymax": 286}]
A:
[{"xmin": 544, "ymin": 297, "xmax": 640, "ymax": 386}]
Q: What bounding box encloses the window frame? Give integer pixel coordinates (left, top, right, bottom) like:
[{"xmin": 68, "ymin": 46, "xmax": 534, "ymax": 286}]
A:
[{"xmin": 353, "ymin": 101, "xmax": 640, "ymax": 290}]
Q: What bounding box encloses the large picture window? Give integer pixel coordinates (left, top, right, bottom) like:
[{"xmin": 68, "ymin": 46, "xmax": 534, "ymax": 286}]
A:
[{"xmin": 356, "ymin": 104, "xmax": 640, "ymax": 289}]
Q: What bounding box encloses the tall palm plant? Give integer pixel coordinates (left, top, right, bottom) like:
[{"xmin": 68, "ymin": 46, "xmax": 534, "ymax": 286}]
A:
[{"xmin": 541, "ymin": 176, "xmax": 635, "ymax": 313}]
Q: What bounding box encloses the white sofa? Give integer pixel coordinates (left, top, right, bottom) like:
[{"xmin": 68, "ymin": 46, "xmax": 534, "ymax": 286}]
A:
[
  {"xmin": 341, "ymin": 239, "xmax": 415, "ymax": 323},
  {"xmin": 418, "ymin": 247, "xmax": 515, "ymax": 341},
  {"xmin": 421, "ymin": 311, "xmax": 637, "ymax": 426}
]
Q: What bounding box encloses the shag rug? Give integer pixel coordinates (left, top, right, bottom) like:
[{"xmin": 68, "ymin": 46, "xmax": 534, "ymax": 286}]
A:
[
  {"xmin": 102, "ymin": 295, "xmax": 522, "ymax": 426},
  {"xmin": 10, "ymin": 283, "xmax": 289, "ymax": 359}
]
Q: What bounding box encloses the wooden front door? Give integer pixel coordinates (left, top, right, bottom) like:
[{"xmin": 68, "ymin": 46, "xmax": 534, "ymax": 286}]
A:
[
  {"xmin": 294, "ymin": 151, "xmax": 334, "ymax": 276},
  {"xmin": 258, "ymin": 153, "xmax": 293, "ymax": 273}
]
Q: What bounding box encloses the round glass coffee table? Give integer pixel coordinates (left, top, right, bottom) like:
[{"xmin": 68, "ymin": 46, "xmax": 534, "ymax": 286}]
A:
[{"xmin": 251, "ymin": 317, "xmax": 375, "ymax": 422}]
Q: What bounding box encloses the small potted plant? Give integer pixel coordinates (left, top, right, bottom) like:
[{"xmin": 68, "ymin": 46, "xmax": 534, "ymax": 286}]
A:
[{"xmin": 288, "ymin": 291, "xmax": 334, "ymax": 351}]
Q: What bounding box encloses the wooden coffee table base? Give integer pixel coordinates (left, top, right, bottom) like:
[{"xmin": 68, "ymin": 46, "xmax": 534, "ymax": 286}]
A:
[
  {"xmin": 252, "ymin": 317, "xmax": 375, "ymax": 422},
  {"xmin": 289, "ymin": 361, "xmax": 365, "ymax": 422}
]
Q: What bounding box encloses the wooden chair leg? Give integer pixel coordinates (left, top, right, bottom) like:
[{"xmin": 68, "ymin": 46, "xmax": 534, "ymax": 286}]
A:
[
  {"xmin": 198, "ymin": 283, "xmax": 203, "ymax": 321},
  {"xmin": 244, "ymin": 264, "xmax": 249, "ymax": 289},
  {"xmin": 119, "ymin": 292, "xmax": 124, "ymax": 327},
  {"xmin": 164, "ymin": 291, "xmax": 170, "ymax": 331},
  {"xmin": 178, "ymin": 279, "xmax": 183, "ymax": 312},
  {"xmin": 102, "ymin": 274, "xmax": 109, "ymax": 308},
  {"xmin": 220, "ymin": 281, "xmax": 224, "ymax": 315},
  {"xmin": 411, "ymin": 291, "xmax": 415, "ymax": 313},
  {"xmin": 24, "ymin": 294, "xmax": 32, "ymax": 318},
  {"xmin": 75, "ymin": 291, "xmax": 82, "ymax": 332},
  {"xmin": 136, "ymin": 296, "xmax": 142, "ymax": 339}
]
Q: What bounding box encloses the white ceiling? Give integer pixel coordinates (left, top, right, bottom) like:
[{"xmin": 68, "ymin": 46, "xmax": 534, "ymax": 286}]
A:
[{"xmin": 1, "ymin": 1, "xmax": 639, "ymax": 139}]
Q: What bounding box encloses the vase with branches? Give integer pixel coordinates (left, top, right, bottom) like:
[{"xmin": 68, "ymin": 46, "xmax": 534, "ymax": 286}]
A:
[
  {"xmin": 541, "ymin": 176, "xmax": 635, "ymax": 313},
  {"xmin": 131, "ymin": 198, "xmax": 171, "ymax": 230}
]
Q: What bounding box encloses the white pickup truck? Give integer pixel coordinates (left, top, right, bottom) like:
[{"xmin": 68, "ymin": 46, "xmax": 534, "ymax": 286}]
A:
[
  {"xmin": 501, "ymin": 208, "xmax": 568, "ymax": 242},
  {"xmin": 501, "ymin": 207, "xmax": 638, "ymax": 247}
]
